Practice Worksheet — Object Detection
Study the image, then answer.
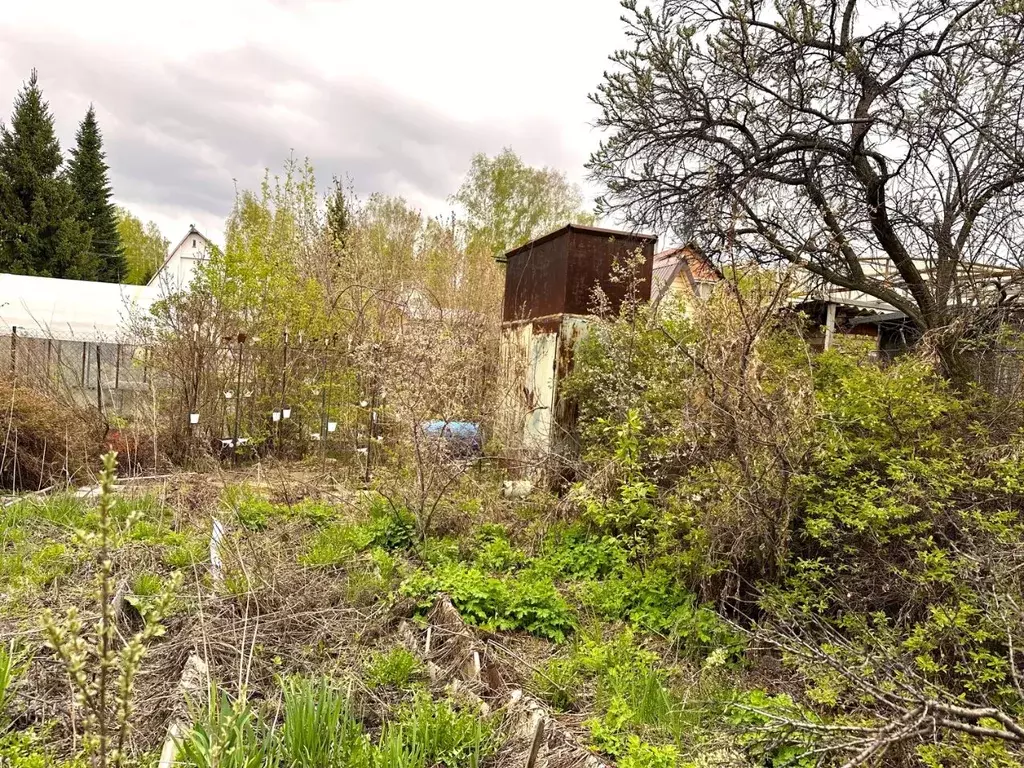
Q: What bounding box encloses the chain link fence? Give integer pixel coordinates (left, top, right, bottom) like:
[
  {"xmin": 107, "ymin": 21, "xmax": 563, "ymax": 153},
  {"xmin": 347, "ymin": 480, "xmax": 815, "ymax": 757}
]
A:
[{"xmin": 0, "ymin": 327, "xmax": 151, "ymax": 413}]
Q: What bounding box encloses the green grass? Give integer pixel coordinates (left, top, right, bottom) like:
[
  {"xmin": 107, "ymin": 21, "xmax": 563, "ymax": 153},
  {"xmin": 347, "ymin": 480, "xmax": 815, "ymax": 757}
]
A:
[
  {"xmin": 384, "ymin": 692, "xmax": 494, "ymax": 768},
  {"xmin": 300, "ymin": 523, "xmax": 372, "ymax": 568},
  {"xmin": 126, "ymin": 571, "xmax": 168, "ymax": 617},
  {"xmin": 0, "ymin": 641, "xmax": 28, "ymax": 724},
  {"xmin": 130, "ymin": 571, "xmax": 163, "ymax": 596},
  {"xmin": 530, "ymin": 629, "xmax": 700, "ymax": 759},
  {"xmin": 0, "ymin": 495, "xmax": 89, "ymax": 532},
  {"xmin": 1, "ymin": 543, "xmax": 73, "ymax": 591},
  {"xmin": 176, "ymin": 689, "xmax": 277, "ymax": 768},
  {"xmin": 177, "ymin": 681, "xmax": 494, "ymax": 768},
  {"xmin": 366, "ymin": 647, "xmax": 422, "ymax": 689},
  {"xmin": 164, "ymin": 537, "xmax": 208, "ymax": 569},
  {"xmin": 221, "ymin": 485, "xmax": 290, "ymax": 531},
  {"xmin": 0, "ymin": 481, "xmax": 764, "ymax": 768},
  {"xmin": 279, "ymin": 677, "xmax": 370, "ymax": 767}
]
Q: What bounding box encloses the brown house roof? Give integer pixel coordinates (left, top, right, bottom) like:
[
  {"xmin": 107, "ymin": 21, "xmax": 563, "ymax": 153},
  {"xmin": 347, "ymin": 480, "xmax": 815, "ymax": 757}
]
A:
[{"xmin": 652, "ymin": 245, "xmax": 722, "ymax": 303}]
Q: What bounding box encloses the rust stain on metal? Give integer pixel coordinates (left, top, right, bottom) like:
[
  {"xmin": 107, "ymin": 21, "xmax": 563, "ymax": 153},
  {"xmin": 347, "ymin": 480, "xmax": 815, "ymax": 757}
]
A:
[
  {"xmin": 502, "ymin": 224, "xmax": 657, "ymax": 323},
  {"xmin": 531, "ymin": 316, "xmax": 562, "ymax": 335}
]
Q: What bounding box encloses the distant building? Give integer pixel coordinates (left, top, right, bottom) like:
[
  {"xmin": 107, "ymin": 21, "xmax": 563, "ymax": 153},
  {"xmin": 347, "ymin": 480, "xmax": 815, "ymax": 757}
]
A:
[
  {"xmin": 651, "ymin": 245, "xmax": 722, "ymax": 306},
  {"xmin": 149, "ymin": 225, "xmax": 212, "ymax": 291},
  {"xmin": 1, "ymin": 226, "xmax": 213, "ymax": 410},
  {"xmin": 0, "ymin": 225, "xmax": 212, "ymax": 344}
]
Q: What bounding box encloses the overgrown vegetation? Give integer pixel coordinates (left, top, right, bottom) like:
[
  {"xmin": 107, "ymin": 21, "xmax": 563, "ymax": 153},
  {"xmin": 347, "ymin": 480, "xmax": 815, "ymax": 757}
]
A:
[
  {"xmin": 563, "ymin": 272, "xmax": 1024, "ymax": 763},
  {"xmin": 0, "ymin": 379, "xmax": 104, "ymax": 491},
  {"xmin": 7, "ymin": 249, "xmax": 1024, "ymax": 768},
  {"xmin": 8, "ymin": 1, "xmax": 1024, "ymax": 764}
]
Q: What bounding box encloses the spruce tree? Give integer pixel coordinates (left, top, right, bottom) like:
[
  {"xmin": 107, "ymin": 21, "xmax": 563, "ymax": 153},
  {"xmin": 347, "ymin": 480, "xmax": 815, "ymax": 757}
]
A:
[
  {"xmin": 0, "ymin": 70, "xmax": 91, "ymax": 278},
  {"xmin": 325, "ymin": 177, "xmax": 350, "ymax": 249},
  {"xmin": 68, "ymin": 105, "xmax": 125, "ymax": 282}
]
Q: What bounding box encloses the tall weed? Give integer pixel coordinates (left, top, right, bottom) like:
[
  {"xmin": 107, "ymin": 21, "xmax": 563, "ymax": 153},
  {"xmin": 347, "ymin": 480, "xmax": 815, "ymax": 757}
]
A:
[
  {"xmin": 279, "ymin": 677, "xmax": 370, "ymax": 767},
  {"xmin": 176, "ymin": 690, "xmax": 277, "ymax": 768}
]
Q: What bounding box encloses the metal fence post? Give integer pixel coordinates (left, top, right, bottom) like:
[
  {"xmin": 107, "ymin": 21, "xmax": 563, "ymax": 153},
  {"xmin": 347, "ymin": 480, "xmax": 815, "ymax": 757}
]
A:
[{"xmin": 95, "ymin": 345, "xmax": 103, "ymax": 414}]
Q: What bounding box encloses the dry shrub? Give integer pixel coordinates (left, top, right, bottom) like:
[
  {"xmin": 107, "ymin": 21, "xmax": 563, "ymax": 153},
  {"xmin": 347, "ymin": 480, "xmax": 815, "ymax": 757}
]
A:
[
  {"xmin": 105, "ymin": 425, "xmax": 171, "ymax": 476},
  {"xmin": 0, "ymin": 377, "xmax": 104, "ymax": 490}
]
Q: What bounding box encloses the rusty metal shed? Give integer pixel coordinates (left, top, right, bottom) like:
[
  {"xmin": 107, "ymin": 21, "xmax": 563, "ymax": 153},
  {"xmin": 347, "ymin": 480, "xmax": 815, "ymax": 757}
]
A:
[
  {"xmin": 497, "ymin": 225, "xmax": 657, "ymax": 483},
  {"xmin": 501, "ymin": 224, "xmax": 657, "ymax": 323}
]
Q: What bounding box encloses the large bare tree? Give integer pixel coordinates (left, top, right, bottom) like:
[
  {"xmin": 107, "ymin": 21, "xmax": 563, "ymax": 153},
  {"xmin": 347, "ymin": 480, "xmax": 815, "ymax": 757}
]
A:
[{"xmin": 589, "ymin": 0, "xmax": 1024, "ymax": 378}]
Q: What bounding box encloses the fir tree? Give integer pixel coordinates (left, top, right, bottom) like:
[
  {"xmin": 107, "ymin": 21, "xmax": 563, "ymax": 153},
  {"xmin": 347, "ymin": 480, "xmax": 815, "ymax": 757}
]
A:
[
  {"xmin": 325, "ymin": 176, "xmax": 351, "ymax": 249},
  {"xmin": 68, "ymin": 105, "xmax": 125, "ymax": 282},
  {"xmin": 0, "ymin": 70, "xmax": 92, "ymax": 278}
]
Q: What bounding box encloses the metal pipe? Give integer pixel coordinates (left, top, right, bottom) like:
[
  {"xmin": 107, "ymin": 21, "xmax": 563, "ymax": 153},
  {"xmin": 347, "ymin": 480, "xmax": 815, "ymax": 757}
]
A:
[
  {"xmin": 232, "ymin": 335, "xmax": 245, "ymax": 464},
  {"xmin": 278, "ymin": 328, "xmax": 289, "ymax": 453}
]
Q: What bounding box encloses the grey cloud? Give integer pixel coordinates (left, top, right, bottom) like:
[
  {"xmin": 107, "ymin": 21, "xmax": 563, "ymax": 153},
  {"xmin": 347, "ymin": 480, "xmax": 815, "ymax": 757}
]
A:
[{"xmin": 0, "ymin": 32, "xmax": 578, "ymax": 226}]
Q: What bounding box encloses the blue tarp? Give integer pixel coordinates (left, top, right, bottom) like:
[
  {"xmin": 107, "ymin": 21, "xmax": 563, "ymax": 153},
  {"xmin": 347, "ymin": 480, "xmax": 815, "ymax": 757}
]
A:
[
  {"xmin": 421, "ymin": 421, "xmax": 480, "ymax": 440},
  {"xmin": 421, "ymin": 421, "xmax": 482, "ymax": 456}
]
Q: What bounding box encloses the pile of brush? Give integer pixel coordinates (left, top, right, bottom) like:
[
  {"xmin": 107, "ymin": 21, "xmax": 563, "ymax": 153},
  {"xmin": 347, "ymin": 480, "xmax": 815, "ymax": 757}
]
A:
[
  {"xmin": 0, "ymin": 378, "xmax": 104, "ymax": 491},
  {"xmin": 400, "ymin": 596, "xmax": 610, "ymax": 768}
]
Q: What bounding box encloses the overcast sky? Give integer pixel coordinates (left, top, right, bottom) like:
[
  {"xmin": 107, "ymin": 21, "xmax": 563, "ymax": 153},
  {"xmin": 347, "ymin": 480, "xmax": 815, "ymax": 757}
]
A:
[{"xmin": 0, "ymin": 0, "xmax": 631, "ymax": 247}]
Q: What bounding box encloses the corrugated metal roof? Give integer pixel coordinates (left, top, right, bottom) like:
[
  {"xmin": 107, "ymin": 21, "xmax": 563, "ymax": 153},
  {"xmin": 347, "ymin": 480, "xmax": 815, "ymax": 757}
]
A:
[
  {"xmin": 651, "ymin": 245, "xmax": 723, "ymax": 304},
  {"xmin": 654, "ymin": 246, "xmax": 720, "ymax": 281}
]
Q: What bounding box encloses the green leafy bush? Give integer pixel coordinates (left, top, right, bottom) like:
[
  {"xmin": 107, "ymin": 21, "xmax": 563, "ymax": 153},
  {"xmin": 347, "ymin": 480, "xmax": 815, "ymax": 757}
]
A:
[
  {"xmin": 579, "ymin": 562, "xmax": 742, "ymax": 660},
  {"xmin": 300, "ymin": 523, "xmax": 373, "ymax": 568},
  {"xmin": 401, "ymin": 563, "xmax": 576, "ymax": 642},
  {"xmin": 366, "ymin": 497, "xmax": 417, "ymax": 552},
  {"xmin": 725, "ymin": 690, "xmax": 821, "ymax": 768},
  {"xmin": 366, "ymin": 647, "xmax": 422, "ymax": 689},
  {"xmin": 288, "ymin": 499, "xmax": 336, "ymax": 525},
  {"xmin": 474, "ymin": 535, "xmax": 527, "ymax": 573},
  {"xmin": 776, "ymin": 354, "xmax": 1024, "ymax": 699},
  {"xmin": 575, "ymin": 411, "xmax": 661, "ymax": 552},
  {"xmin": 540, "ymin": 524, "xmax": 628, "ymax": 580},
  {"xmin": 419, "ymin": 535, "xmax": 460, "ymax": 565},
  {"xmin": 619, "ymin": 737, "xmax": 680, "ymax": 768}
]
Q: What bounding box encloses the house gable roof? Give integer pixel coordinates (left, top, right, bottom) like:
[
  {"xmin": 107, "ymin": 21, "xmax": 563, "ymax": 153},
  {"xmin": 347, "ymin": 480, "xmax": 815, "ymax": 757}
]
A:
[
  {"xmin": 652, "ymin": 244, "xmax": 722, "ymax": 304},
  {"xmin": 147, "ymin": 225, "xmax": 211, "ymax": 286}
]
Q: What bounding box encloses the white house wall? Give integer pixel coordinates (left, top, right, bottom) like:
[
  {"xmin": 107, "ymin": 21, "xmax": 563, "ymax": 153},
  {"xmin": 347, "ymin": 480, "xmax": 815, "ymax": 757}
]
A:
[{"xmin": 151, "ymin": 231, "xmax": 210, "ymax": 292}]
